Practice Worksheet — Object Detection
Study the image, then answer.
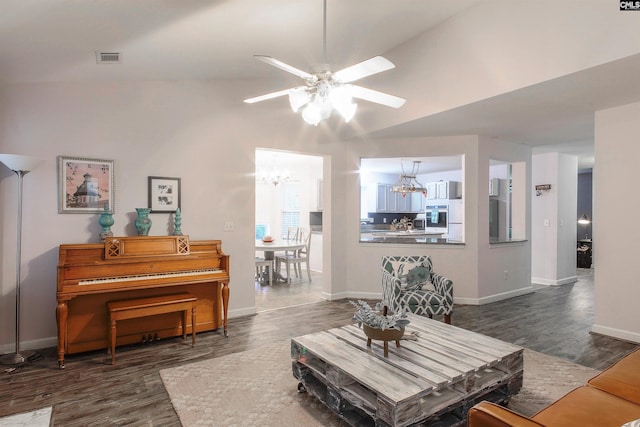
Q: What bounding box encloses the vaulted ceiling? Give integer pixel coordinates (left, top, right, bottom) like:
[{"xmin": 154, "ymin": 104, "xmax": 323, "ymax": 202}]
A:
[{"xmin": 3, "ymin": 0, "xmax": 639, "ymax": 172}]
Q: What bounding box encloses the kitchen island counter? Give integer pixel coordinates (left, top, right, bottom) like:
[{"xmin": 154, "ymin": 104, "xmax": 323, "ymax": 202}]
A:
[
  {"xmin": 371, "ymin": 230, "xmax": 444, "ymax": 238},
  {"xmin": 359, "ymin": 235, "xmax": 464, "ymax": 245}
]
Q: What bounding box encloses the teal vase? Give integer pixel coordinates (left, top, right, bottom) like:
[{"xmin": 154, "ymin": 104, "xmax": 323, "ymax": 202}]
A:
[
  {"xmin": 99, "ymin": 206, "xmax": 114, "ymax": 240},
  {"xmin": 172, "ymin": 208, "xmax": 183, "ymax": 236},
  {"xmin": 135, "ymin": 208, "xmax": 152, "ymax": 236}
]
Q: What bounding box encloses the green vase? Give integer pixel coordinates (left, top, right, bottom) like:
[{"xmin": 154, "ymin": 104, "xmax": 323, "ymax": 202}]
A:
[
  {"xmin": 135, "ymin": 208, "xmax": 152, "ymax": 236},
  {"xmin": 99, "ymin": 206, "xmax": 114, "ymax": 240},
  {"xmin": 172, "ymin": 208, "xmax": 183, "ymax": 236}
]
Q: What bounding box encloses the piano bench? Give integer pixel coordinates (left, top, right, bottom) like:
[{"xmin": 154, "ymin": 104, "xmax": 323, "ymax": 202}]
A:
[{"xmin": 107, "ymin": 293, "xmax": 197, "ymax": 365}]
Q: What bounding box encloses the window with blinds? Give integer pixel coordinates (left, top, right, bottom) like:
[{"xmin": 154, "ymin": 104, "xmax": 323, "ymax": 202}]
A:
[{"xmin": 281, "ymin": 183, "xmax": 300, "ymax": 238}]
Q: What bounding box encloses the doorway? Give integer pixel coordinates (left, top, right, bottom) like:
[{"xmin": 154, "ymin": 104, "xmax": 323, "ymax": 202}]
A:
[{"xmin": 255, "ymin": 148, "xmax": 325, "ymax": 312}]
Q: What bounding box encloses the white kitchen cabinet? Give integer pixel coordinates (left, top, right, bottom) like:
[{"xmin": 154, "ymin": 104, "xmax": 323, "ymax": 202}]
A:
[
  {"xmin": 375, "ymin": 184, "xmax": 388, "ymax": 211},
  {"xmin": 425, "ymin": 181, "xmax": 461, "ymax": 200},
  {"xmin": 372, "ymin": 183, "xmax": 422, "ymax": 213},
  {"xmin": 436, "ymin": 181, "xmax": 448, "ymax": 200},
  {"xmin": 426, "ymin": 182, "xmax": 438, "ymax": 200},
  {"xmin": 375, "ymin": 184, "xmax": 398, "ymax": 212},
  {"xmin": 411, "ymin": 192, "xmax": 424, "ymax": 212},
  {"xmin": 396, "ymin": 192, "xmax": 411, "ymax": 212},
  {"xmin": 438, "ymin": 181, "xmax": 461, "ymax": 199},
  {"xmin": 387, "ymin": 186, "xmax": 398, "ymax": 212}
]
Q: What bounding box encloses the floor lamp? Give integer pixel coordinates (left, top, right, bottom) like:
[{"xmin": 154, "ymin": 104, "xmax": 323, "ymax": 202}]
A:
[{"xmin": 0, "ymin": 154, "xmax": 42, "ymax": 365}]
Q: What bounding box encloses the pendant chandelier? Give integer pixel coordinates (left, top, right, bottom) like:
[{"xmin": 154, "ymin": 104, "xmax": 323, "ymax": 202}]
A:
[
  {"xmin": 391, "ymin": 160, "xmax": 427, "ymax": 197},
  {"xmin": 256, "ymin": 154, "xmax": 295, "ymax": 186},
  {"xmin": 258, "ymin": 171, "xmax": 293, "ymax": 186}
]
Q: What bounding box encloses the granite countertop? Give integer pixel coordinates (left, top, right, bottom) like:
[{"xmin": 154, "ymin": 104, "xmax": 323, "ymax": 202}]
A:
[
  {"xmin": 371, "ymin": 230, "xmax": 444, "ymax": 237},
  {"xmin": 359, "ymin": 235, "xmax": 463, "ymax": 245}
]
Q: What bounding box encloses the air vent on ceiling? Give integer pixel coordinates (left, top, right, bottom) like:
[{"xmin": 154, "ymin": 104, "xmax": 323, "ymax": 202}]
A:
[{"xmin": 95, "ymin": 51, "xmax": 121, "ymax": 64}]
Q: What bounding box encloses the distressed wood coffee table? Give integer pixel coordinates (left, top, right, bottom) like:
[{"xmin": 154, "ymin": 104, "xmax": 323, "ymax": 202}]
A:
[{"xmin": 291, "ymin": 314, "xmax": 523, "ymax": 426}]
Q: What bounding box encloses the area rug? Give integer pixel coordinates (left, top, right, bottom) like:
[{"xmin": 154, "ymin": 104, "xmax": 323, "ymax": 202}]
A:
[
  {"xmin": 160, "ymin": 340, "xmax": 599, "ymax": 426},
  {"xmin": 0, "ymin": 407, "xmax": 52, "ymax": 427}
]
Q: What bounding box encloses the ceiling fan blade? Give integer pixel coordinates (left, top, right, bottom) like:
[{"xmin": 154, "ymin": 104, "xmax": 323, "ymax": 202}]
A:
[
  {"xmin": 333, "ymin": 56, "xmax": 396, "ymax": 83},
  {"xmin": 350, "ymin": 85, "xmax": 406, "ymax": 108},
  {"xmin": 243, "ymin": 88, "xmax": 295, "ymax": 104},
  {"xmin": 254, "ymin": 55, "xmax": 315, "ymax": 81}
]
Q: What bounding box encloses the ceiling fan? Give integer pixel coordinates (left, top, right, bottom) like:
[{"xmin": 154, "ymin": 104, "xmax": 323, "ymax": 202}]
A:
[{"xmin": 243, "ymin": 0, "xmax": 406, "ymax": 126}]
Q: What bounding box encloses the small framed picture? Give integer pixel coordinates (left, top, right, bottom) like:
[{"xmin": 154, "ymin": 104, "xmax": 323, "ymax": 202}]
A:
[
  {"xmin": 148, "ymin": 176, "xmax": 181, "ymax": 213},
  {"xmin": 58, "ymin": 156, "xmax": 115, "ymax": 213}
]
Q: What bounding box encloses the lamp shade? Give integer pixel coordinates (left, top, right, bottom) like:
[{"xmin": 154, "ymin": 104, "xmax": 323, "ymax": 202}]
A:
[{"xmin": 0, "ymin": 154, "xmax": 42, "ymax": 172}]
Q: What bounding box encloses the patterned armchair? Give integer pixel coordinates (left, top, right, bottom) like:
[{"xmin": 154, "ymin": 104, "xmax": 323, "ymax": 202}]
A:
[{"xmin": 381, "ymin": 255, "xmax": 453, "ymax": 324}]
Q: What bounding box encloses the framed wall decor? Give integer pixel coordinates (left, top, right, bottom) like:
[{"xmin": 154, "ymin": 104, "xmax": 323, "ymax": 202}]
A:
[
  {"xmin": 148, "ymin": 176, "xmax": 181, "ymax": 213},
  {"xmin": 58, "ymin": 156, "xmax": 115, "ymax": 213}
]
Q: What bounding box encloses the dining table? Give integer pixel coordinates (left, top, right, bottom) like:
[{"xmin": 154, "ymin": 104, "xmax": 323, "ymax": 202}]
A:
[{"xmin": 255, "ymin": 239, "xmax": 306, "ymax": 283}]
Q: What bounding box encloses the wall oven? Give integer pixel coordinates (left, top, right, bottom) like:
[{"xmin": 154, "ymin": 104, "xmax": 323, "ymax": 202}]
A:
[{"xmin": 425, "ymin": 205, "xmax": 448, "ymax": 230}]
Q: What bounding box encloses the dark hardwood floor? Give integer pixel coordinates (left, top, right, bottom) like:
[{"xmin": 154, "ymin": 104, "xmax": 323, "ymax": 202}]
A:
[{"xmin": 1, "ymin": 268, "xmax": 637, "ymax": 426}]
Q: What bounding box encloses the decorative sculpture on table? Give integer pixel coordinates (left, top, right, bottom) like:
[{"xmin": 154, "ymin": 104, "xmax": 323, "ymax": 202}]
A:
[
  {"xmin": 135, "ymin": 208, "xmax": 152, "ymax": 235},
  {"xmin": 350, "ymin": 300, "xmax": 410, "ymax": 357},
  {"xmin": 99, "ymin": 205, "xmax": 114, "ymax": 241}
]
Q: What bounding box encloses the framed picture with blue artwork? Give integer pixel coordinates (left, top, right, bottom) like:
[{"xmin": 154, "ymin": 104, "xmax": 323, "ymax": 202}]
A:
[{"xmin": 148, "ymin": 176, "xmax": 181, "ymax": 213}]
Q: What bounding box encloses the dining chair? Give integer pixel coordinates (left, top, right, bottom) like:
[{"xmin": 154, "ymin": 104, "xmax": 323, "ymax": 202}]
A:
[
  {"xmin": 276, "ymin": 229, "xmax": 312, "ymax": 283},
  {"xmin": 255, "ymin": 256, "xmax": 273, "ymax": 286},
  {"xmin": 286, "ymin": 226, "xmax": 300, "ymax": 240},
  {"xmin": 273, "ymin": 226, "xmax": 300, "ymax": 260}
]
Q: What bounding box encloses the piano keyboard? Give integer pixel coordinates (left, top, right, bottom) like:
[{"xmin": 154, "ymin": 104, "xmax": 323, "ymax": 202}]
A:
[{"xmin": 78, "ymin": 268, "xmax": 223, "ymax": 285}]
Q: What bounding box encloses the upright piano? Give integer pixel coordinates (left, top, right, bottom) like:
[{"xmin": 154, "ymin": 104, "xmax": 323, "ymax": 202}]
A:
[{"xmin": 56, "ymin": 235, "xmax": 229, "ymax": 368}]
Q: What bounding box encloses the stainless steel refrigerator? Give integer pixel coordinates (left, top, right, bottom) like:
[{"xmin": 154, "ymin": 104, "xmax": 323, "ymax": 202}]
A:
[{"xmin": 489, "ymin": 199, "xmax": 499, "ymax": 240}]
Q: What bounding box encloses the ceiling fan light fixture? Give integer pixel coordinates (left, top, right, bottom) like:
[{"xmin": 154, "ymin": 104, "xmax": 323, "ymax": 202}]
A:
[
  {"xmin": 329, "ymin": 84, "xmax": 351, "ymax": 105},
  {"xmin": 335, "ymin": 100, "xmax": 357, "ymax": 123},
  {"xmin": 244, "ymin": 0, "xmax": 405, "ymax": 126},
  {"xmin": 289, "ymin": 89, "xmax": 310, "ymax": 113},
  {"xmin": 302, "ymin": 100, "xmax": 323, "ymax": 126}
]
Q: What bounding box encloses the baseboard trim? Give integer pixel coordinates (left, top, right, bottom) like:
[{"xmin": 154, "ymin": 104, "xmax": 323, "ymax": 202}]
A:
[
  {"xmin": 455, "ymin": 286, "xmax": 535, "ymax": 306},
  {"xmin": 591, "ymin": 324, "xmax": 640, "ymax": 344},
  {"xmin": 0, "ymin": 308, "xmax": 257, "ymax": 354},
  {"xmin": 0, "ymin": 336, "xmax": 57, "ymax": 354},
  {"xmin": 321, "ymin": 291, "xmax": 381, "ymax": 301},
  {"xmin": 230, "ymin": 306, "xmax": 256, "ymax": 318},
  {"xmin": 531, "ymin": 275, "xmax": 578, "ymax": 286}
]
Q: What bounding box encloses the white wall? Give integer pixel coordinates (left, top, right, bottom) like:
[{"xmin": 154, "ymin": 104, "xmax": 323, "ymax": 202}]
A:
[
  {"xmin": 477, "ymin": 137, "xmax": 532, "ymax": 304},
  {"xmin": 3, "ymin": 0, "xmax": 640, "ymax": 350},
  {"xmin": 354, "ymin": 0, "xmax": 640, "ymax": 136},
  {"xmin": 557, "ymin": 154, "xmax": 579, "ymax": 282},
  {"xmin": 0, "ymin": 80, "xmax": 347, "ymax": 351},
  {"xmin": 592, "ymin": 101, "xmax": 640, "ymax": 343},
  {"xmin": 345, "ymin": 135, "xmax": 532, "ymax": 306},
  {"xmin": 531, "ymin": 152, "xmax": 578, "ymax": 286}
]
